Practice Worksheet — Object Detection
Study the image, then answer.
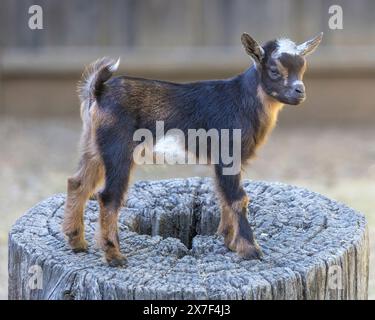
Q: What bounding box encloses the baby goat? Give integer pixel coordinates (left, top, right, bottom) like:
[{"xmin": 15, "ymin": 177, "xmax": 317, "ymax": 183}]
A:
[{"xmin": 63, "ymin": 32, "xmax": 323, "ymax": 266}]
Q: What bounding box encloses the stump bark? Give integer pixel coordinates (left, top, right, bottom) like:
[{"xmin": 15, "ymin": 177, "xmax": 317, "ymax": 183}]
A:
[{"xmin": 8, "ymin": 178, "xmax": 369, "ymax": 300}]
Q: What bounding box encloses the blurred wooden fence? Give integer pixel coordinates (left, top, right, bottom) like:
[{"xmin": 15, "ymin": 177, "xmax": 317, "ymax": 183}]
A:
[
  {"xmin": 0, "ymin": 0, "xmax": 375, "ymax": 124},
  {"xmin": 1, "ymin": 0, "xmax": 375, "ymax": 49}
]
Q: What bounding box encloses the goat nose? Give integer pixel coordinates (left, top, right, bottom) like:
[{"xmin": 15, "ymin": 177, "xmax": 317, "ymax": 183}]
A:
[{"xmin": 294, "ymin": 83, "xmax": 305, "ymax": 95}]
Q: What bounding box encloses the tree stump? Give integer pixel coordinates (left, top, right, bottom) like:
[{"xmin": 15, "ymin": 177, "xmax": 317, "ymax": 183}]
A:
[{"xmin": 8, "ymin": 178, "xmax": 369, "ymax": 300}]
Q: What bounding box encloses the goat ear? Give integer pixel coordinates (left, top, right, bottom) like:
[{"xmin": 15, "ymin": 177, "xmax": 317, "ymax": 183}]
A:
[
  {"xmin": 241, "ymin": 33, "xmax": 264, "ymax": 64},
  {"xmin": 297, "ymin": 32, "xmax": 323, "ymax": 56}
]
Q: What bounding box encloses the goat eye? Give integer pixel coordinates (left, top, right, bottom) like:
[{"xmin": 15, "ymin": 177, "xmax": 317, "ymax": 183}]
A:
[{"xmin": 268, "ymin": 69, "xmax": 279, "ymax": 79}]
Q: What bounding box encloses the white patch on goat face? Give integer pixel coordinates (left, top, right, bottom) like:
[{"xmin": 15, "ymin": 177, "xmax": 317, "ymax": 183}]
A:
[
  {"xmin": 273, "ymin": 38, "xmax": 299, "ymax": 58},
  {"xmin": 292, "ymin": 80, "xmax": 304, "ymax": 86}
]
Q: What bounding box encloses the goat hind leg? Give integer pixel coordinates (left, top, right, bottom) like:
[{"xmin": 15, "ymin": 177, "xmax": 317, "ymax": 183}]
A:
[
  {"xmin": 98, "ymin": 157, "xmax": 132, "ymax": 267},
  {"xmin": 96, "ymin": 124, "xmax": 134, "ymax": 267},
  {"xmin": 63, "ymin": 153, "xmax": 103, "ymax": 252}
]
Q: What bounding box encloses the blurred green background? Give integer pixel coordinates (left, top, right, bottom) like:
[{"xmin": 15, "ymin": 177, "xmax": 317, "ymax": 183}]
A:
[{"xmin": 0, "ymin": 0, "xmax": 374, "ymax": 299}]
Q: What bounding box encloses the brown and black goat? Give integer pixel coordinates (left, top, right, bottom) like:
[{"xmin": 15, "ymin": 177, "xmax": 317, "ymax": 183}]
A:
[{"xmin": 63, "ymin": 32, "xmax": 323, "ymax": 267}]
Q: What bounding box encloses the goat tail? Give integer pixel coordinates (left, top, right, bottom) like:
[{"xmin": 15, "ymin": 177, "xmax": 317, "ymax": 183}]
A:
[{"xmin": 77, "ymin": 57, "xmax": 120, "ymax": 123}]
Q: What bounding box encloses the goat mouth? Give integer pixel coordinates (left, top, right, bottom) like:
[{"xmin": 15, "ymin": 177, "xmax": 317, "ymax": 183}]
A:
[
  {"xmin": 296, "ymin": 97, "xmax": 306, "ymax": 104},
  {"xmin": 298, "ymin": 96, "xmax": 306, "ymax": 103},
  {"xmin": 287, "ymin": 96, "xmax": 306, "ymax": 105}
]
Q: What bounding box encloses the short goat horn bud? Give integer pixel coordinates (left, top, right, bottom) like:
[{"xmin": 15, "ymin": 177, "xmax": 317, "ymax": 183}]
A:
[{"xmin": 297, "ymin": 32, "xmax": 323, "ymax": 56}]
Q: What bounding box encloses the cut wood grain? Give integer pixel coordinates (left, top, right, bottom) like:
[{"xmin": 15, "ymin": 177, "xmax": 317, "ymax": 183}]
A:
[{"xmin": 8, "ymin": 178, "xmax": 369, "ymax": 300}]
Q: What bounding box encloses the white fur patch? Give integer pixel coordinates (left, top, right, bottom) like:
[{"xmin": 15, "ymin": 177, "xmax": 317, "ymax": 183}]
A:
[
  {"xmin": 273, "ymin": 38, "xmax": 299, "ymax": 57},
  {"xmin": 292, "ymin": 80, "xmax": 304, "ymax": 86},
  {"xmin": 155, "ymin": 135, "xmax": 185, "ymax": 158}
]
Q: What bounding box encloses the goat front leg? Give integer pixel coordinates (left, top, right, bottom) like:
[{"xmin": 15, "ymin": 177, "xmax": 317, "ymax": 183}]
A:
[{"xmin": 215, "ymin": 165, "xmax": 262, "ymax": 260}]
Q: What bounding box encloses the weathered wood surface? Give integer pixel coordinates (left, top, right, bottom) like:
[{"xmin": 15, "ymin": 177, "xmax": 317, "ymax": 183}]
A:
[{"xmin": 8, "ymin": 178, "xmax": 369, "ymax": 300}]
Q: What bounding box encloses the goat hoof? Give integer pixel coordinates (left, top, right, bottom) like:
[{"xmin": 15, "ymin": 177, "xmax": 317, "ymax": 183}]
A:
[
  {"xmin": 238, "ymin": 244, "xmax": 263, "ymax": 260},
  {"xmin": 107, "ymin": 254, "xmax": 127, "ymax": 268},
  {"xmin": 70, "ymin": 240, "xmax": 88, "ymax": 253},
  {"xmin": 72, "ymin": 246, "xmax": 88, "ymax": 253},
  {"xmin": 66, "ymin": 233, "xmax": 88, "ymax": 253},
  {"xmin": 228, "ymin": 236, "xmax": 263, "ymax": 260}
]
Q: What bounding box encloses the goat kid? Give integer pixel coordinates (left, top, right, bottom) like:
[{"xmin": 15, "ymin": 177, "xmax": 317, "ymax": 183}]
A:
[{"xmin": 63, "ymin": 33, "xmax": 323, "ymax": 266}]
